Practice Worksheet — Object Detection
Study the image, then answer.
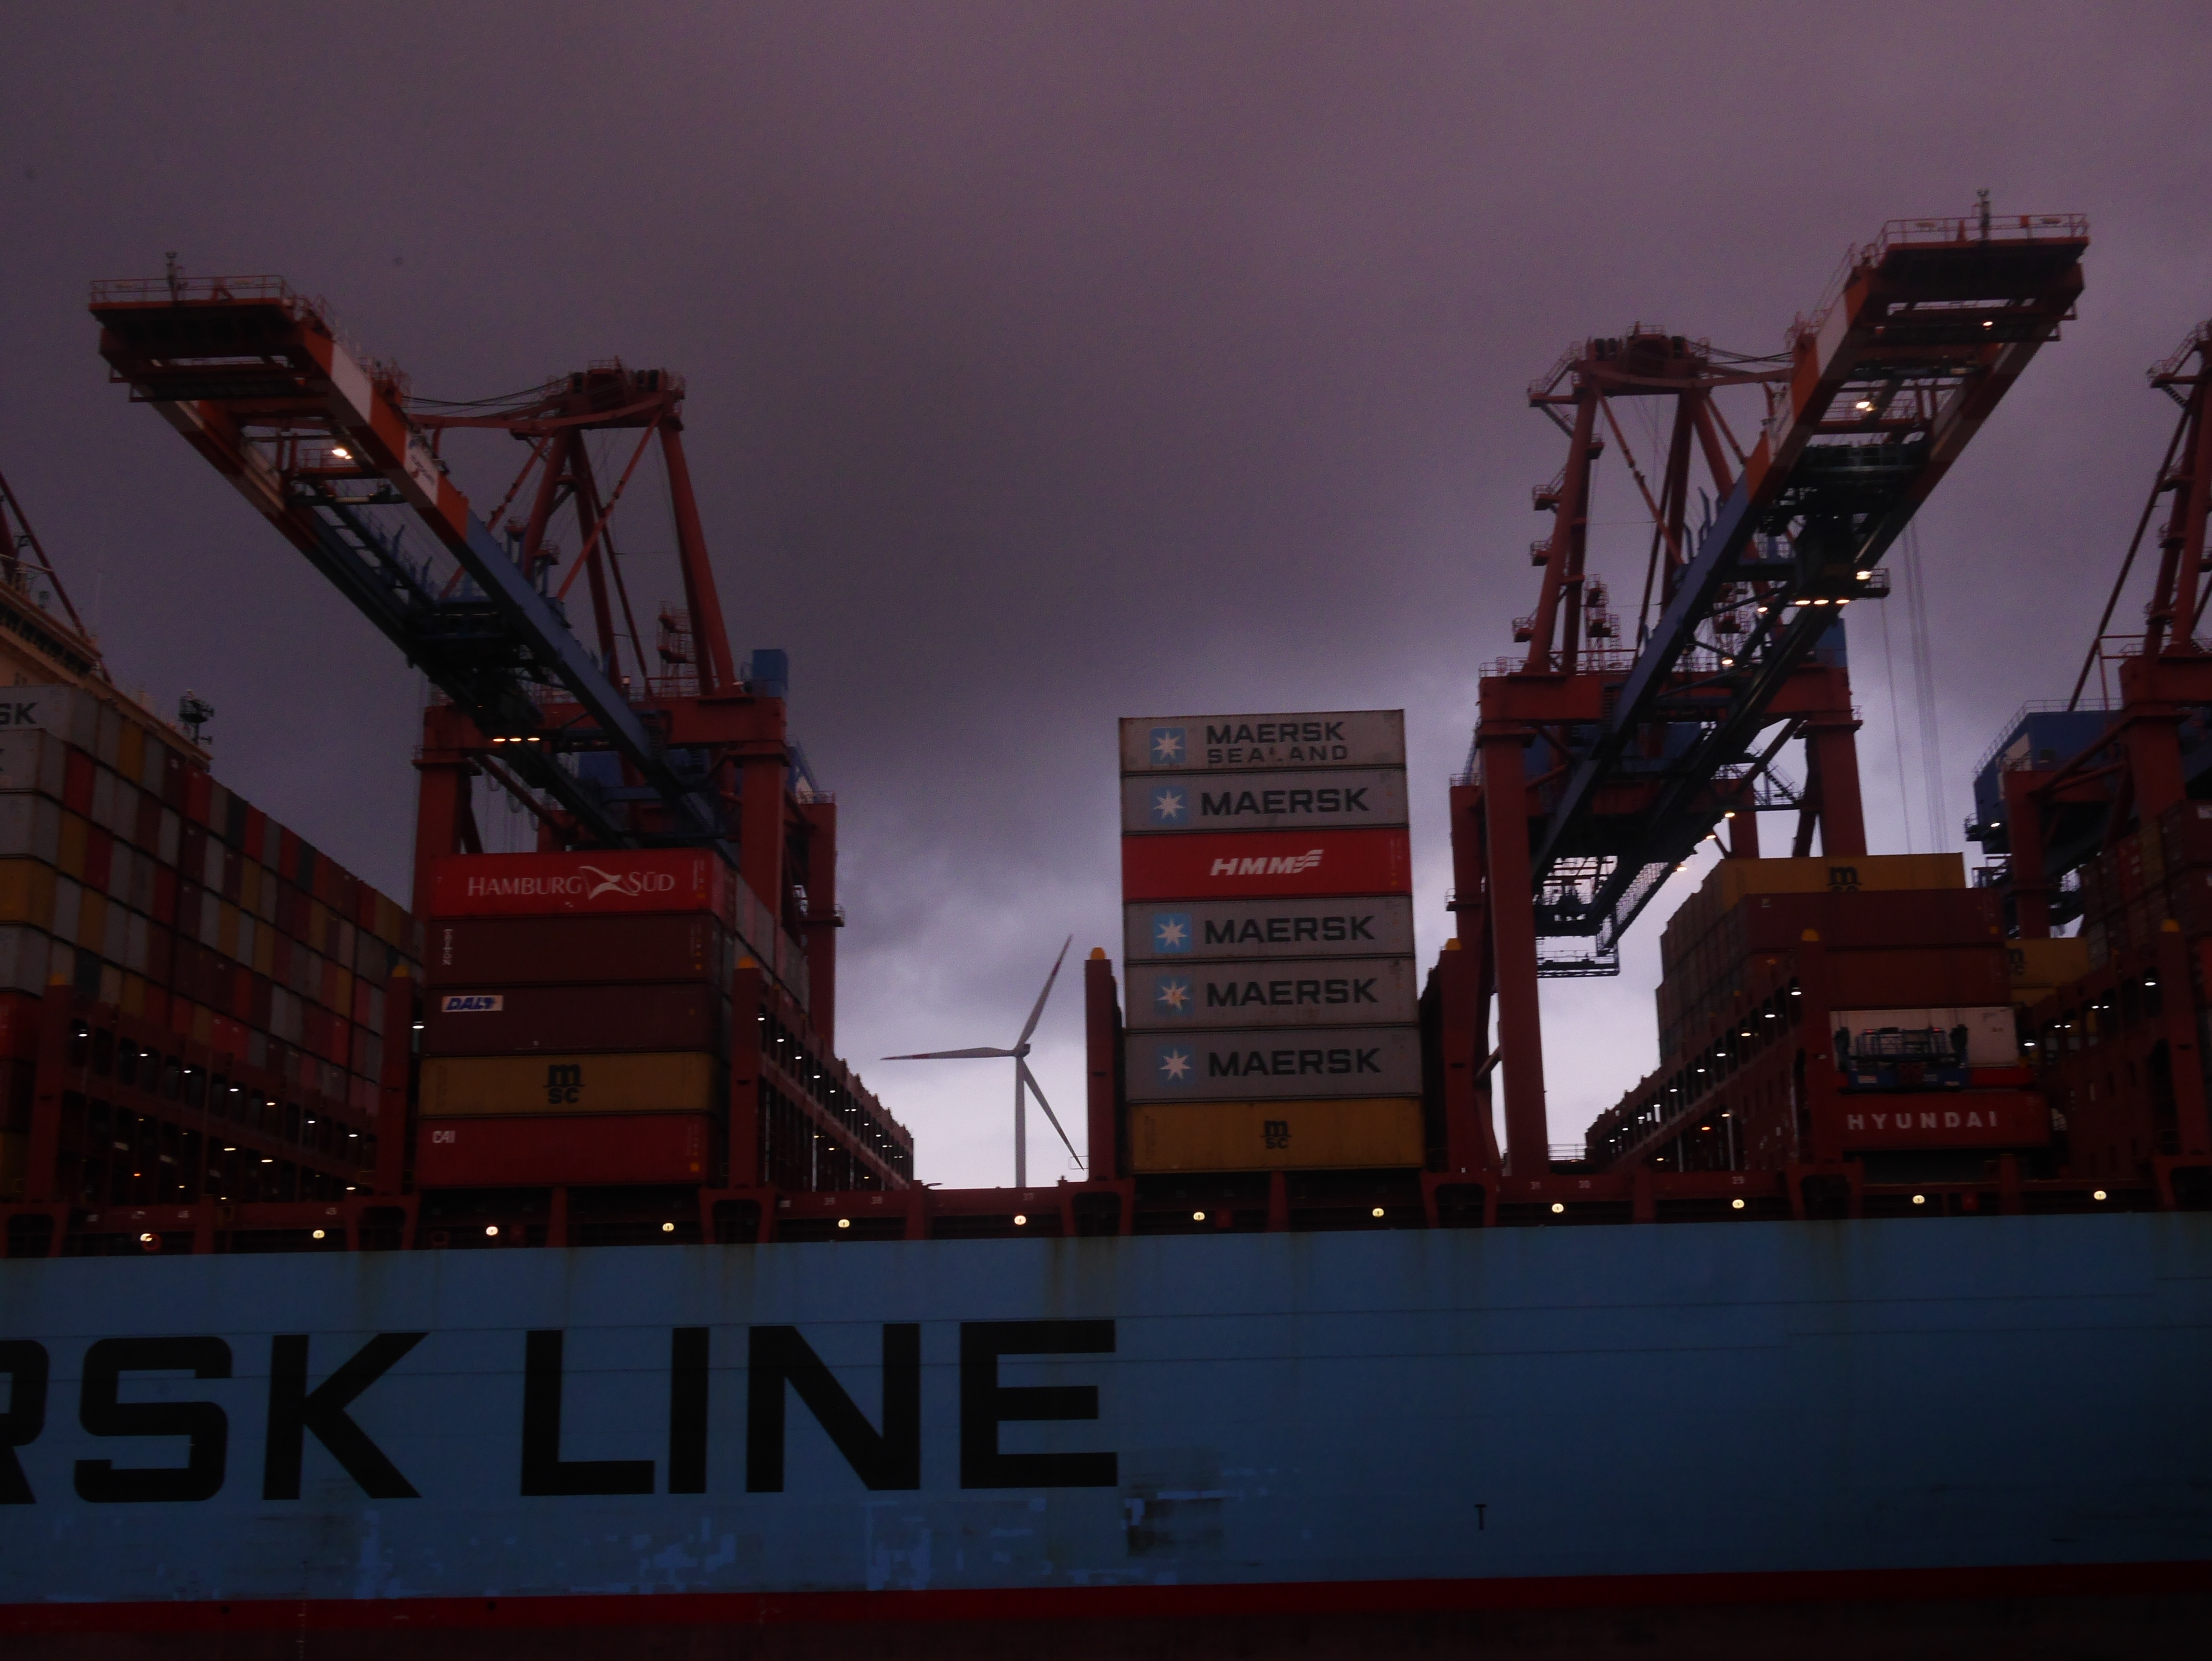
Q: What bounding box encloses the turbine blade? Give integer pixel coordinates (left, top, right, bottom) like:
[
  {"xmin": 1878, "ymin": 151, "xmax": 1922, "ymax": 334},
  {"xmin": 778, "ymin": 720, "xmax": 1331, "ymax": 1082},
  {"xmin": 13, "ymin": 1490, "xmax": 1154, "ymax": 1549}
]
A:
[
  {"xmin": 1019, "ymin": 1058, "xmax": 1085, "ymax": 1170},
  {"xmin": 880, "ymin": 1047, "xmax": 1015, "ymax": 1060},
  {"xmin": 1015, "ymin": 935, "xmax": 1075, "ymax": 1049}
]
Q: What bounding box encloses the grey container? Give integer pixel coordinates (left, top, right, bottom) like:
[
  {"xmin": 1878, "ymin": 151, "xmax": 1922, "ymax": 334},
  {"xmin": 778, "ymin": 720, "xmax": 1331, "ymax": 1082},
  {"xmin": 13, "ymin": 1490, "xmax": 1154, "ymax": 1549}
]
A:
[
  {"xmin": 1120, "ymin": 710, "xmax": 1405, "ymax": 774},
  {"xmin": 1121, "ymin": 767, "xmax": 1408, "ymax": 835},
  {"xmin": 1124, "ymin": 895, "xmax": 1417, "ymax": 962},
  {"xmin": 0, "ymin": 731, "xmax": 65, "ymax": 799},
  {"xmin": 1124, "ymin": 955, "xmax": 1418, "ymax": 1031},
  {"xmin": 1123, "ymin": 1023, "xmax": 1423, "ymax": 1102},
  {"xmin": 0, "ymin": 685, "xmax": 98, "ymax": 751}
]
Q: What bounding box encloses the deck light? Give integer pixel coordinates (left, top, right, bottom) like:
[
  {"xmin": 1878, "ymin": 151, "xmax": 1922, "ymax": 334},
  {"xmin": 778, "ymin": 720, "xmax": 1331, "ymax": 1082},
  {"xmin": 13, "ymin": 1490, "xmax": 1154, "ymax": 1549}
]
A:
[
  {"xmin": 1014, "ymin": 1214, "xmax": 1028, "ymax": 1226},
  {"xmin": 1371, "ymin": 1207, "xmax": 1385, "ymax": 1218},
  {"xmin": 1550, "ymin": 1202, "xmax": 1566, "ymax": 1214},
  {"xmin": 2093, "ymin": 1189, "xmax": 2108, "ymax": 1201},
  {"xmin": 1911, "ymin": 1194, "xmax": 1926, "ymax": 1206},
  {"xmin": 1193, "ymin": 1210, "xmax": 1206, "ymax": 1222},
  {"xmin": 1855, "ymin": 399, "xmax": 1874, "ymax": 412},
  {"xmin": 1856, "ymin": 570, "xmax": 1873, "ymax": 580},
  {"xmin": 139, "ymin": 1232, "xmax": 155, "ymax": 1243},
  {"xmin": 661, "ymin": 1221, "xmax": 675, "ymax": 1233},
  {"xmin": 329, "ymin": 446, "xmax": 351, "ymax": 460},
  {"xmin": 312, "ymin": 1229, "xmax": 326, "ymax": 1240},
  {"xmin": 836, "ymin": 1217, "xmax": 851, "ymax": 1229},
  {"xmin": 485, "ymin": 1225, "xmax": 499, "ymax": 1237},
  {"xmin": 1731, "ymin": 1199, "xmax": 1746, "ymax": 1211}
]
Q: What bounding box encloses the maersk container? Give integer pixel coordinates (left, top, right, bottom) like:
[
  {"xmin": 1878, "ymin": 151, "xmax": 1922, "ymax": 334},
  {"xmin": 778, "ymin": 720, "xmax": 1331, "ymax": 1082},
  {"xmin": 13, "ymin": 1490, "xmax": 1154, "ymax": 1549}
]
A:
[
  {"xmin": 1123, "ymin": 956, "xmax": 1417, "ymax": 1031},
  {"xmin": 422, "ymin": 982, "xmax": 728, "ymax": 1057},
  {"xmin": 1119, "ymin": 709, "xmax": 1405, "ymax": 773},
  {"xmin": 427, "ymin": 914, "xmax": 728, "ymax": 987},
  {"xmin": 1122, "ymin": 1023, "xmax": 1422, "ymax": 1102},
  {"xmin": 419, "ymin": 1050, "xmax": 722, "ymax": 1118},
  {"xmin": 415, "ymin": 1110, "xmax": 713, "ymax": 1186},
  {"xmin": 0, "ymin": 683, "xmax": 100, "ymax": 751},
  {"xmin": 1123, "ymin": 894, "xmax": 1417, "ymax": 962},
  {"xmin": 1120, "ymin": 767, "xmax": 1408, "ymax": 836},
  {"xmin": 1129, "ymin": 1094, "xmax": 1425, "ymax": 1171},
  {"xmin": 1120, "ymin": 828, "xmax": 1411, "ymax": 902}
]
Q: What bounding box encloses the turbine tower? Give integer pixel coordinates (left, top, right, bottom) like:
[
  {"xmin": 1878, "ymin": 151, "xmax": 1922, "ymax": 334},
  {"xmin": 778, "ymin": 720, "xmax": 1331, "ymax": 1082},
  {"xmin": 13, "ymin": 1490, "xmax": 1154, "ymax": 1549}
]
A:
[{"xmin": 884, "ymin": 936, "xmax": 1083, "ymax": 1186}]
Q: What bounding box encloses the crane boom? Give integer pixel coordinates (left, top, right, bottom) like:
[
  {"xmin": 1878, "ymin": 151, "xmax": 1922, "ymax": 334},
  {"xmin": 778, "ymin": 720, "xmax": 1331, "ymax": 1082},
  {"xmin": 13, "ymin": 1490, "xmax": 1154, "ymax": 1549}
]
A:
[{"xmin": 90, "ymin": 275, "xmax": 717, "ymax": 847}]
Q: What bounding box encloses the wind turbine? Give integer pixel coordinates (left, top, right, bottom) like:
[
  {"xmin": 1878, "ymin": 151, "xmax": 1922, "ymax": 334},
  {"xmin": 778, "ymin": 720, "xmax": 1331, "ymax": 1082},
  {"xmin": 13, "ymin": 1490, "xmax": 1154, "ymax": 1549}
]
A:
[{"xmin": 883, "ymin": 936, "xmax": 1083, "ymax": 1187}]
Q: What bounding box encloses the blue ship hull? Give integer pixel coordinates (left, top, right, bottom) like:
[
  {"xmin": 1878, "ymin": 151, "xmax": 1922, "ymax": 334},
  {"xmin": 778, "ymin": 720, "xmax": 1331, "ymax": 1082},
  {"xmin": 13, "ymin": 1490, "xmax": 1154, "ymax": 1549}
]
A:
[{"xmin": 3, "ymin": 1214, "xmax": 2211, "ymax": 1656}]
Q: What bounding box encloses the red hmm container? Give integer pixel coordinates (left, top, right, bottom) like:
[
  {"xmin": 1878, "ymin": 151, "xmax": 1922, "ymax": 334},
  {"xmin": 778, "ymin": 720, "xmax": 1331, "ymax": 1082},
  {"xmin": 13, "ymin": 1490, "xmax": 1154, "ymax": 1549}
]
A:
[
  {"xmin": 414, "ymin": 1111, "xmax": 713, "ymax": 1187},
  {"xmin": 429, "ymin": 849, "xmax": 729, "ymax": 922},
  {"xmin": 426, "ymin": 914, "xmax": 728, "ymax": 987},
  {"xmin": 1120, "ymin": 828, "xmax": 1412, "ymax": 901},
  {"xmin": 422, "ymin": 982, "xmax": 728, "ymax": 1057}
]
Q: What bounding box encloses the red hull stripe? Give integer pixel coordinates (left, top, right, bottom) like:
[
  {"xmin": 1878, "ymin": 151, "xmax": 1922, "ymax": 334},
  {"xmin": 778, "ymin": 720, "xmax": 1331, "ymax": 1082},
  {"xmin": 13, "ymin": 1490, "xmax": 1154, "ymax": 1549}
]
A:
[{"xmin": 6, "ymin": 1561, "xmax": 2210, "ymax": 1634}]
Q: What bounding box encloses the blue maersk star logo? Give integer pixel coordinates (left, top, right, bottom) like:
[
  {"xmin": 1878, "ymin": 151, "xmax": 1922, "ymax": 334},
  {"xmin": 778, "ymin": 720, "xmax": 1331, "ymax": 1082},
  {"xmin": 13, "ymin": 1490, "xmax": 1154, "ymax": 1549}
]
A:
[
  {"xmin": 1153, "ymin": 976, "xmax": 1193, "ymax": 1016},
  {"xmin": 1150, "ymin": 786, "xmax": 1188, "ymax": 824},
  {"xmin": 1155, "ymin": 1045, "xmax": 1195, "ymax": 1085},
  {"xmin": 1151, "ymin": 912, "xmax": 1193, "ymax": 954},
  {"xmin": 1150, "ymin": 726, "xmax": 1186, "ymax": 766}
]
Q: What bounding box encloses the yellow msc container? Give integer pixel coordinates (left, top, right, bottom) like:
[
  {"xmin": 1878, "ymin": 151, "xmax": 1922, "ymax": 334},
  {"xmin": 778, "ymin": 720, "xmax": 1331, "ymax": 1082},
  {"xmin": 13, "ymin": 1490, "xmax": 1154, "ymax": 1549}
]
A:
[
  {"xmin": 421, "ymin": 1051, "xmax": 721, "ymax": 1118},
  {"xmin": 1129, "ymin": 1096, "xmax": 1424, "ymax": 1173}
]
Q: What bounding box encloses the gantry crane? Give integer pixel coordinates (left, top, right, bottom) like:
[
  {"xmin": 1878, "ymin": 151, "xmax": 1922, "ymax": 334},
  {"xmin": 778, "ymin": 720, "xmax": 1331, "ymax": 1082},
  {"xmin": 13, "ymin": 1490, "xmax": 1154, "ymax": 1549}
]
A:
[
  {"xmin": 1970, "ymin": 316, "xmax": 2212, "ymax": 934},
  {"xmin": 90, "ymin": 275, "xmax": 843, "ymax": 1039},
  {"xmin": 1446, "ymin": 210, "xmax": 2090, "ymax": 1172}
]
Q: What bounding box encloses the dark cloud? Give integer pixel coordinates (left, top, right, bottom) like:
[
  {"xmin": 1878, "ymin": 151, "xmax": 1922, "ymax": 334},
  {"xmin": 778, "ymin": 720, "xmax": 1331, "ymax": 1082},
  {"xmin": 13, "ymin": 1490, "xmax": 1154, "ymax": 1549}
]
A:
[{"xmin": 2, "ymin": 3, "xmax": 2207, "ymax": 1180}]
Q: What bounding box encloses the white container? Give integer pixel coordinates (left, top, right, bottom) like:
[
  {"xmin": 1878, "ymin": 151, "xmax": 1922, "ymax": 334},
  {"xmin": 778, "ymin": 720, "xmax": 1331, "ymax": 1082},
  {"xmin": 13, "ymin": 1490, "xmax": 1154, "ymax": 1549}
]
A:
[
  {"xmin": 0, "ymin": 731, "xmax": 65, "ymax": 799},
  {"xmin": 0, "ymin": 795, "xmax": 62, "ymax": 865},
  {"xmin": 1121, "ymin": 767, "xmax": 1409, "ymax": 835},
  {"xmin": 0, "ymin": 685, "xmax": 97, "ymax": 751},
  {"xmin": 1122, "ymin": 1023, "xmax": 1424, "ymax": 1103},
  {"xmin": 1123, "ymin": 955, "xmax": 1419, "ymax": 1031},
  {"xmin": 1121, "ymin": 710, "xmax": 1405, "ymax": 774}
]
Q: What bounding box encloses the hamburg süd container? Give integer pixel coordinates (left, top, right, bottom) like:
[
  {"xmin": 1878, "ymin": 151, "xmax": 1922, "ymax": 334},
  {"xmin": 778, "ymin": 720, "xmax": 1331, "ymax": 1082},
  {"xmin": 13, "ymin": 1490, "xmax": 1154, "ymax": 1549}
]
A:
[
  {"xmin": 414, "ymin": 1110, "xmax": 713, "ymax": 1186},
  {"xmin": 1119, "ymin": 710, "xmax": 1405, "ymax": 773},
  {"xmin": 429, "ymin": 849, "xmax": 727, "ymax": 921},
  {"xmin": 1122, "ymin": 956, "xmax": 1418, "ymax": 1030},
  {"xmin": 418, "ymin": 1050, "xmax": 722, "ymax": 1118},
  {"xmin": 422, "ymin": 981, "xmax": 729, "ymax": 1057},
  {"xmin": 1119, "ymin": 768, "xmax": 1409, "ymax": 835},
  {"xmin": 1122, "ymin": 1023, "xmax": 1422, "ymax": 1102},
  {"xmin": 427, "ymin": 914, "xmax": 728, "ymax": 987},
  {"xmin": 1128, "ymin": 1095, "xmax": 1424, "ymax": 1171},
  {"xmin": 1123, "ymin": 894, "xmax": 1417, "ymax": 963},
  {"xmin": 1120, "ymin": 828, "xmax": 1411, "ymax": 902}
]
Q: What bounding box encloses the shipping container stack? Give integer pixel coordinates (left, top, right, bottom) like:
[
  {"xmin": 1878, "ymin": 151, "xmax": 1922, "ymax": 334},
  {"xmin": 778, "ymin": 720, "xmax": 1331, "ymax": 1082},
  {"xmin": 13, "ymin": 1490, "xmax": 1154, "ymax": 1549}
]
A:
[
  {"xmin": 1585, "ymin": 853, "xmax": 2046, "ymax": 1184},
  {"xmin": 1114, "ymin": 711, "xmax": 1422, "ymax": 1175},
  {"xmin": 418, "ymin": 848, "xmax": 910, "ymax": 1216},
  {"xmin": 2025, "ymin": 801, "xmax": 2212, "ymax": 1183},
  {"xmin": 0, "ymin": 684, "xmax": 421, "ymax": 1220}
]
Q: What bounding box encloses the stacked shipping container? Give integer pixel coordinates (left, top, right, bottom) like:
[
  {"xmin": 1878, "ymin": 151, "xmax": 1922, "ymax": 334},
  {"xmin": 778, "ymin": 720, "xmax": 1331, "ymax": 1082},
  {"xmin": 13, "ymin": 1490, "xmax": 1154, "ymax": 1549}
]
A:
[
  {"xmin": 417, "ymin": 849, "xmax": 910, "ymax": 1194},
  {"xmin": 0, "ymin": 685, "xmax": 419, "ymax": 1204},
  {"xmin": 1587, "ymin": 853, "xmax": 2041, "ymax": 1174},
  {"xmin": 1117, "ymin": 711, "xmax": 1422, "ymax": 1171}
]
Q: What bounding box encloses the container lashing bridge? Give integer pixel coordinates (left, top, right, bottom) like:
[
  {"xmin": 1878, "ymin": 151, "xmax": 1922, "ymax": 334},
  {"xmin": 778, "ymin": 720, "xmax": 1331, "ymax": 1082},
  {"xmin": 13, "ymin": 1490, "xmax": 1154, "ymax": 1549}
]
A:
[{"xmin": 1445, "ymin": 211, "xmax": 2090, "ymax": 1173}]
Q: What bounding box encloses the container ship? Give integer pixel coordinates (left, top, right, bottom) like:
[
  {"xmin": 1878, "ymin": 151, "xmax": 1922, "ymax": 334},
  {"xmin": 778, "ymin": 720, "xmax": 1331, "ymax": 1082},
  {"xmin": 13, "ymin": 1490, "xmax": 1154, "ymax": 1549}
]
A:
[{"xmin": 3, "ymin": 211, "xmax": 2211, "ymax": 1659}]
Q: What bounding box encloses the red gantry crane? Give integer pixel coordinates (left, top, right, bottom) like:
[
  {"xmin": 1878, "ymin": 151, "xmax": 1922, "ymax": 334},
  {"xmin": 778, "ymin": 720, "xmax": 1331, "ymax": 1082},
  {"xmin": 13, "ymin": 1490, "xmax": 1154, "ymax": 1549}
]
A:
[{"xmin": 1439, "ymin": 209, "xmax": 2090, "ymax": 1174}]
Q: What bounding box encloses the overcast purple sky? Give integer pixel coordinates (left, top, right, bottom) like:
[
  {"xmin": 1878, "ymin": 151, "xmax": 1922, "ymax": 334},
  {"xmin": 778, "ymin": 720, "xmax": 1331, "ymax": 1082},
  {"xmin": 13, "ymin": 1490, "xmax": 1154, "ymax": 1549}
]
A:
[{"xmin": 4, "ymin": 4, "xmax": 2208, "ymax": 1184}]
